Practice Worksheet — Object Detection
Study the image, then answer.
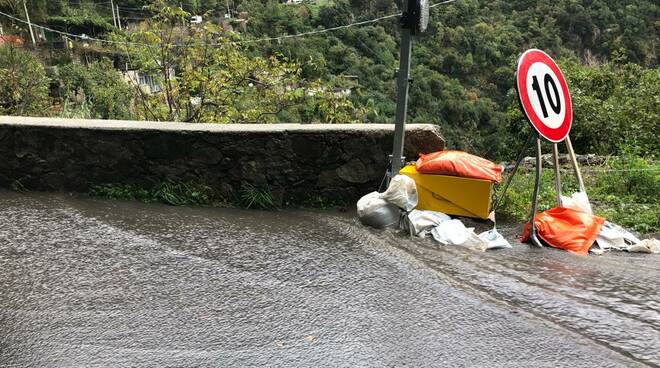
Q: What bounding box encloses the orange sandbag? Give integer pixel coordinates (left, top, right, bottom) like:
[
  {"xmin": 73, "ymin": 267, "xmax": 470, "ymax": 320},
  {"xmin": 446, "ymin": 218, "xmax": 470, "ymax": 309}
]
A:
[
  {"xmin": 522, "ymin": 207, "xmax": 606, "ymax": 256},
  {"xmin": 415, "ymin": 150, "xmax": 503, "ymax": 183}
]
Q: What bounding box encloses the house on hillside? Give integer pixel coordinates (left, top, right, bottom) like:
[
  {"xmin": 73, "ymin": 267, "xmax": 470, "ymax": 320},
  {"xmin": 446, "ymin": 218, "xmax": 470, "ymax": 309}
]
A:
[
  {"xmin": 123, "ymin": 70, "xmax": 161, "ymax": 94},
  {"xmin": 122, "ymin": 64, "xmax": 175, "ymax": 95}
]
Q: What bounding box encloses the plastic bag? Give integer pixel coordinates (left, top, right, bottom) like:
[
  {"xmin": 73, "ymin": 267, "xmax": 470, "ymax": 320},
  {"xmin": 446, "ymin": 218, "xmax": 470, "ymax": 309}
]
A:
[
  {"xmin": 381, "ymin": 175, "xmax": 418, "ymax": 211},
  {"xmin": 627, "ymin": 239, "xmax": 659, "ymax": 254},
  {"xmin": 431, "ymin": 219, "xmax": 489, "ymax": 251},
  {"xmin": 431, "ymin": 219, "xmax": 469, "ymax": 245},
  {"xmin": 561, "ymin": 191, "xmax": 593, "ymax": 214},
  {"xmin": 522, "ymin": 207, "xmax": 606, "ymax": 256},
  {"xmin": 416, "ymin": 150, "xmax": 503, "ymax": 183},
  {"xmin": 357, "ymin": 192, "xmax": 401, "ymax": 229},
  {"xmin": 478, "ymin": 229, "xmax": 512, "ymax": 250},
  {"xmin": 596, "ymin": 221, "xmax": 641, "ymax": 251},
  {"xmin": 407, "ymin": 209, "xmax": 451, "ymax": 237}
]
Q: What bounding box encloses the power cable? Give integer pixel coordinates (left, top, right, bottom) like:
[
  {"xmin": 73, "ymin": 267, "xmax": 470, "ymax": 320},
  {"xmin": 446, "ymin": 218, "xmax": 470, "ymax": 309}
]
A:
[
  {"xmin": 242, "ymin": 0, "xmax": 457, "ymax": 45},
  {"xmin": 240, "ymin": 12, "xmax": 402, "ymax": 45},
  {"xmin": 430, "ymin": 0, "xmax": 457, "ymax": 8},
  {"xmin": 0, "ymin": 0, "xmax": 458, "ymax": 48},
  {"xmin": 0, "ymin": 9, "xmax": 145, "ymax": 46}
]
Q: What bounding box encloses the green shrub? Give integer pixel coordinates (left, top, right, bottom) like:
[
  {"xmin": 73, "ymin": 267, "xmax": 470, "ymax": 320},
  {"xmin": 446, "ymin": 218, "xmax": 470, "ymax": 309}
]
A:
[
  {"xmin": 239, "ymin": 183, "xmax": 277, "ymax": 210},
  {"xmin": 154, "ymin": 182, "xmax": 212, "ymax": 206},
  {"xmin": 560, "ymin": 61, "xmax": 659, "ymax": 158},
  {"xmin": 91, "ymin": 182, "xmax": 213, "ymax": 206},
  {"xmin": 58, "ymin": 59, "xmax": 134, "ymax": 120},
  {"xmin": 0, "ymin": 45, "xmax": 50, "ymax": 116}
]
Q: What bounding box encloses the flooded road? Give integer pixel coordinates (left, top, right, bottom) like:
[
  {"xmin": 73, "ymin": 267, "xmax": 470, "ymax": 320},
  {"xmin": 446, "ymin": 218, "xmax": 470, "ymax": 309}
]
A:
[{"xmin": 0, "ymin": 191, "xmax": 657, "ymax": 367}]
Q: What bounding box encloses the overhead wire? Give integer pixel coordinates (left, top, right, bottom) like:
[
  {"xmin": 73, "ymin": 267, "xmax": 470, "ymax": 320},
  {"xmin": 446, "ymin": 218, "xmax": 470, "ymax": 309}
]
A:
[
  {"xmin": 241, "ymin": 0, "xmax": 457, "ymax": 45},
  {"xmin": 240, "ymin": 12, "xmax": 402, "ymax": 45},
  {"xmin": 430, "ymin": 0, "xmax": 457, "ymax": 8},
  {"xmin": 0, "ymin": 9, "xmax": 145, "ymax": 46},
  {"xmin": 90, "ymin": 3, "xmax": 151, "ymax": 13},
  {"xmin": 0, "ymin": 0, "xmax": 458, "ymax": 48}
]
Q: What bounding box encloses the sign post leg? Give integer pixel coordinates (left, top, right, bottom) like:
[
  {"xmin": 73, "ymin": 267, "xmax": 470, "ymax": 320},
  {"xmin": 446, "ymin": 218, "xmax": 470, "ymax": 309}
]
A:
[
  {"xmin": 491, "ymin": 132, "xmax": 534, "ymax": 214},
  {"xmin": 552, "ymin": 143, "xmax": 563, "ymax": 207},
  {"xmin": 565, "ymin": 136, "xmax": 586, "ymax": 193},
  {"xmin": 529, "ymin": 136, "xmax": 543, "ymax": 248}
]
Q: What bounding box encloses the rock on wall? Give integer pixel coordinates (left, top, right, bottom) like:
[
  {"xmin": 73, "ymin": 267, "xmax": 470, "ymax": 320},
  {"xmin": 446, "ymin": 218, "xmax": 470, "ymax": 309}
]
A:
[{"xmin": 0, "ymin": 117, "xmax": 444, "ymax": 205}]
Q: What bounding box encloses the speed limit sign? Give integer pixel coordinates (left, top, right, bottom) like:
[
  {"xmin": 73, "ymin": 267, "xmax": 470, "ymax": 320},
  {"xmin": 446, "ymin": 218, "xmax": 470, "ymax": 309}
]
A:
[{"xmin": 516, "ymin": 49, "xmax": 572, "ymax": 142}]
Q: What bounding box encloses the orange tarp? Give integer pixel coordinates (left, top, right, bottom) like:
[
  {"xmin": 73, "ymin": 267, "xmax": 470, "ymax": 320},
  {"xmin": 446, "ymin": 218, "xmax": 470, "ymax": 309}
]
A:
[
  {"xmin": 522, "ymin": 207, "xmax": 606, "ymax": 256},
  {"xmin": 415, "ymin": 150, "xmax": 503, "ymax": 183}
]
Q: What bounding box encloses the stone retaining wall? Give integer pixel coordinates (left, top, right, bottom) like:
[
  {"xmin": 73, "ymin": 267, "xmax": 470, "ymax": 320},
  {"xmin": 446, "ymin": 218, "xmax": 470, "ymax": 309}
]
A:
[{"xmin": 0, "ymin": 116, "xmax": 444, "ymax": 205}]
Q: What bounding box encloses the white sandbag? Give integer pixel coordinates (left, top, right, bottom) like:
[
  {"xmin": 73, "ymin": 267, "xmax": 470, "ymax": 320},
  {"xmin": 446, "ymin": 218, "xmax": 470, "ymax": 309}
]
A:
[
  {"xmin": 478, "ymin": 229, "xmax": 513, "ymax": 250},
  {"xmin": 561, "ymin": 191, "xmax": 593, "ymax": 214},
  {"xmin": 596, "ymin": 221, "xmax": 641, "ymax": 251},
  {"xmin": 463, "ymin": 231, "xmax": 490, "ymax": 252},
  {"xmin": 431, "ymin": 219, "xmax": 489, "ymax": 251},
  {"xmin": 407, "ymin": 210, "xmax": 451, "ymax": 237},
  {"xmin": 627, "ymin": 239, "xmax": 659, "ymax": 254},
  {"xmin": 357, "ymin": 192, "xmax": 401, "ymax": 229},
  {"xmin": 589, "ymin": 247, "xmax": 605, "ymax": 256},
  {"xmin": 431, "ymin": 219, "xmax": 469, "ymax": 245},
  {"xmin": 381, "ymin": 175, "xmax": 418, "ymax": 211}
]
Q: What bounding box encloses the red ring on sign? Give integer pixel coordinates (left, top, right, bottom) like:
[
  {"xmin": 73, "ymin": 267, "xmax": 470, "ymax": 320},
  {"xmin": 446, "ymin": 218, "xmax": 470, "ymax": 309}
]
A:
[{"xmin": 516, "ymin": 49, "xmax": 572, "ymax": 142}]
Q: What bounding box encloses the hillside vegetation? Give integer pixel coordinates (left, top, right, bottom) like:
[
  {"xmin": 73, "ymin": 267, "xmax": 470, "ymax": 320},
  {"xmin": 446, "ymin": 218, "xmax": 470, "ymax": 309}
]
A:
[
  {"xmin": 0, "ymin": 0, "xmax": 656, "ymax": 158},
  {"xmin": 236, "ymin": 0, "xmax": 659, "ymax": 158}
]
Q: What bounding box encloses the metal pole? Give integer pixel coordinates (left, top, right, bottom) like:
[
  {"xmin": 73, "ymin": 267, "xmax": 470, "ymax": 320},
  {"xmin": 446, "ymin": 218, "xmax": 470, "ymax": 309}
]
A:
[
  {"xmin": 489, "ymin": 132, "xmax": 533, "ymax": 230},
  {"xmin": 552, "ymin": 143, "xmax": 563, "ymax": 206},
  {"xmin": 565, "ymin": 136, "xmax": 586, "ymax": 193},
  {"xmin": 391, "ymin": 27, "xmax": 413, "ymax": 177},
  {"xmin": 528, "ymin": 137, "xmax": 543, "ymax": 248},
  {"xmin": 116, "ymin": 5, "xmax": 122, "ymax": 29},
  {"xmin": 111, "ymin": 0, "xmax": 117, "ymax": 28},
  {"xmin": 23, "ymin": 0, "xmax": 36, "ymax": 46},
  {"xmin": 491, "ymin": 132, "xmax": 534, "ymax": 213}
]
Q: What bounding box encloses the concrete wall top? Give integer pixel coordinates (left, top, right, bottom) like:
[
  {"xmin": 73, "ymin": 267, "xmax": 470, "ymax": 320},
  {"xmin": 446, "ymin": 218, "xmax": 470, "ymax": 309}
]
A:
[{"xmin": 0, "ymin": 116, "xmax": 438, "ymax": 134}]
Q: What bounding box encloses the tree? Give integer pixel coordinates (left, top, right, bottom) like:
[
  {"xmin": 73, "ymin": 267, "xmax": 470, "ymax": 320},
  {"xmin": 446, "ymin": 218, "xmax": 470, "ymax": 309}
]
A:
[
  {"xmin": 119, "ymin": 1, "xmax": 324, "ymax": 123},
  {"xmin": 0, "ymin": 0, "xmax": 48, "ymax": 22},
  {"xmin": 0, "ymin": 45, "xmax": 50, "ymax": 116},
  {"xmin": 316, "ymin": 1, "xmax": 353, "ymax": 29},
  {"xmin": 58, "ymin": 59, "xmax": 134, "ymax": 120}
]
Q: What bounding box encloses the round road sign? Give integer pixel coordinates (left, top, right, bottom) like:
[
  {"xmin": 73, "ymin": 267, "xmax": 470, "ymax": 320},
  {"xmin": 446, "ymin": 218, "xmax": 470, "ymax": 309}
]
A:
[{"xmin": 516, "ymin": 49, "xmax": 572, "ymax": 142}]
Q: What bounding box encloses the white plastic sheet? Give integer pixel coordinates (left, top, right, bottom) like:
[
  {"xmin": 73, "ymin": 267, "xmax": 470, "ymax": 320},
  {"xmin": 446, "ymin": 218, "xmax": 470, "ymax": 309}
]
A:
[
  {"xmin": 430, "ymin": 220, "xmax": 489, "ymax": 251},
  {"xmin": 381, "ymin": 175, "xmax": 418, "ymax": 211},
  {"xmin": 561, "ymin": 191, "xmax": 593, "ymax": 214},
  {"xmin": 356, "ymin": 192, "xmax": 401, "ymax": 229},
  {"xmin": 592, "ymin": 221, "xmax": 658, "ymax": 255},
  {"xmin": 407, "ymin": 210, "xmax": 451, "ymax": 237},
  {"xmin": 595, "ymin": 221, "xmax": 641, "ymax": 251},
  {"xmin": 478, "ymin": 229, "xmax": 513, "ymax": 250}
]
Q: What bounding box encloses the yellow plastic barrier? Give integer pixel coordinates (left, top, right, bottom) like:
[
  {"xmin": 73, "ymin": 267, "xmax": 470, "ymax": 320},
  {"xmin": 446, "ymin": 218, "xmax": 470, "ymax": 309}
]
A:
[{"xmin": 399, "ymin": 165, "xmax": 493, "ymax": 219}]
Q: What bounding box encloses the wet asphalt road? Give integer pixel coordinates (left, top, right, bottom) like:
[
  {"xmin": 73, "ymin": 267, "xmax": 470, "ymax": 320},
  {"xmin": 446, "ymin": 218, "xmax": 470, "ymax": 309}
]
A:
[{"xmin": 0, "ymin": 191, "xmax": 658, "ymax": 367}]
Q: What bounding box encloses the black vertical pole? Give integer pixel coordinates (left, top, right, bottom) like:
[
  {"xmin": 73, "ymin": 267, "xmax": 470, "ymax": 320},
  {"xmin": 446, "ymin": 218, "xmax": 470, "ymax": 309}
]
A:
[{"xmin": 391, "ymin": 1, "xmax": 414, "ymax": 179}]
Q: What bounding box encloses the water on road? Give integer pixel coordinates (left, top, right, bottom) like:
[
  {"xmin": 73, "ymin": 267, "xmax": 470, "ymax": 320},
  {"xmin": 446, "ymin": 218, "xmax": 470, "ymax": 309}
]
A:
[{"xmin": 0, "ymin": 191, "xmax": 657, "ymax": 367}]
